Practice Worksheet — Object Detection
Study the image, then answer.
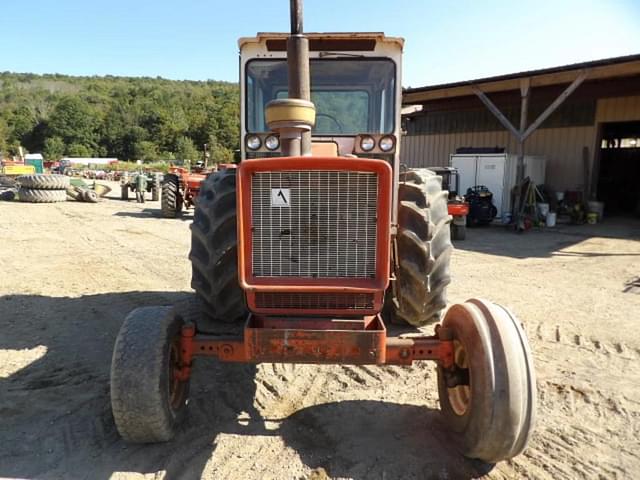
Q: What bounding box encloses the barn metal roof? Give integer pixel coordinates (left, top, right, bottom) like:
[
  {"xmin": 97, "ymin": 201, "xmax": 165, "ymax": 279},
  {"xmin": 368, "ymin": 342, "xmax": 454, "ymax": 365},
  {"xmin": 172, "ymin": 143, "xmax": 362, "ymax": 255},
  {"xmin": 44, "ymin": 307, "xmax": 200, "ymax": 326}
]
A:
[{"xmin": 403, "ymin": 53, "xmax": 640, "ymax": 105}]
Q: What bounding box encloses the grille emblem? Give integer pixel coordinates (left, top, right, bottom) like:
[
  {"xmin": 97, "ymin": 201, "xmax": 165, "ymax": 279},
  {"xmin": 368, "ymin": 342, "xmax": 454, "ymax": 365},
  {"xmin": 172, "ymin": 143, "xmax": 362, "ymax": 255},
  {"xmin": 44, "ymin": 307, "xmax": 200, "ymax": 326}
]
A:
[{"xmin": 271, "ymin": 188, "xmax": 290, "ymax": 207}]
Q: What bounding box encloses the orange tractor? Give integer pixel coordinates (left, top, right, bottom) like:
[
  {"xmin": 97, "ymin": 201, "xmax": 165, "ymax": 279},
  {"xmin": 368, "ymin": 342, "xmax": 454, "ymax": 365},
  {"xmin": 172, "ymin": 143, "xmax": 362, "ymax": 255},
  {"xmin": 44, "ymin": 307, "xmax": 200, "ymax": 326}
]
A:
[
  {"xmin": 160, "ymin": 166, "xmax": 209, "ymax": 218},
  {"xmin": 161, "ymin": 163, "xmax": 237, "ymax": 217},
  {"xmin": 111, "ymin": 0, "xmax": 536, "ymax": 464}
]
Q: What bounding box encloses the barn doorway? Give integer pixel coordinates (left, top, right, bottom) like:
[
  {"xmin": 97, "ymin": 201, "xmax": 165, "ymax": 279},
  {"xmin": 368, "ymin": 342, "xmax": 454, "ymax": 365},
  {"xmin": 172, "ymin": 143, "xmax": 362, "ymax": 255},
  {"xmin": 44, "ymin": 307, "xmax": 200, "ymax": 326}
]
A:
[{"xmin": 597, "ymin": 120, "xmax": 640, "ymax": 215}]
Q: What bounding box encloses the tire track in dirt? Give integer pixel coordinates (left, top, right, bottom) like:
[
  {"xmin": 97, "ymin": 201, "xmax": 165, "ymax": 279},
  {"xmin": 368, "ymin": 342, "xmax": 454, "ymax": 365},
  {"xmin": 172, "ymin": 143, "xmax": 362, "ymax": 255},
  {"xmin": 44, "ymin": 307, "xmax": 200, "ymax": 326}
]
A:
[{"xmin": 524, "ymin": 321, "xmax": 640, "ymax": 479}]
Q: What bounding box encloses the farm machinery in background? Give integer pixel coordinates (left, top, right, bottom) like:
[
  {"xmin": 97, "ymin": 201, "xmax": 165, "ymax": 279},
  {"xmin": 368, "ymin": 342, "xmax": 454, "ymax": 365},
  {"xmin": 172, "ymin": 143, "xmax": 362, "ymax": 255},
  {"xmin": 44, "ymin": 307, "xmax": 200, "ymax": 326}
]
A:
[
  {"xmin": 110, "ymin": 0, "xmax": 536, "ymax": 466},
  {"xmin": 465, "ymin": 185, "xmax": 499, "ymax": 226},
  {"xmin": 160, "ymin": 165, "xmax": 208, "ymax": 217},
  {"xmin": 120, "ymin": 171, "xmax": 162, "ymax": 203},
  {"xmin": 426, "ymin": 166, "xmax": 470, "ymax": 240},
  {"xmin": 161, "ymin": 161, "xmax": 237, "ymax": 218},
  {"xmin": 425, "ymin": 167, "xmax": 500, "ymax": 237}
]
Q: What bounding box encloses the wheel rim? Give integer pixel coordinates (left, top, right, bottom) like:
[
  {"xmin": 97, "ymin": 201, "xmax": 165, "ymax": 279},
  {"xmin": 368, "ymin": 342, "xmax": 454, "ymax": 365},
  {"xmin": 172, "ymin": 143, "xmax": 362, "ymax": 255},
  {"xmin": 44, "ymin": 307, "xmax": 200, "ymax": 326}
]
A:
[
  {"xmin": 447, "ymin": 340, "xmax": 471, "ymax": 416},
  {"xmin": 168, "ymin": 338, "xmax": 186, "ymax": 411}
]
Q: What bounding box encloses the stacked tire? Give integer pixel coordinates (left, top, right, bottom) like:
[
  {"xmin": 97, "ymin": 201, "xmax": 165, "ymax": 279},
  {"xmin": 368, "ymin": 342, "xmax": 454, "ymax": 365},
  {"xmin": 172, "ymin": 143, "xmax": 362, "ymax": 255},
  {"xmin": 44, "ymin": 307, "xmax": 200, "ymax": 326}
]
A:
[{"xmin": 17, "ymin": 174, "xmax": 70, "ymax": 203}]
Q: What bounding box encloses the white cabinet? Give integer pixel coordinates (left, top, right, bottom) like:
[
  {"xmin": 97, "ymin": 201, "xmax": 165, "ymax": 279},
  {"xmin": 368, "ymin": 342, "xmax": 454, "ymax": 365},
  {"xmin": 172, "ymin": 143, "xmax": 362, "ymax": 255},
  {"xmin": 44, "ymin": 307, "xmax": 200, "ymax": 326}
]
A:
[{"xmin": 450, "ymin": 153, "xmax": 546, "ymax": 217}]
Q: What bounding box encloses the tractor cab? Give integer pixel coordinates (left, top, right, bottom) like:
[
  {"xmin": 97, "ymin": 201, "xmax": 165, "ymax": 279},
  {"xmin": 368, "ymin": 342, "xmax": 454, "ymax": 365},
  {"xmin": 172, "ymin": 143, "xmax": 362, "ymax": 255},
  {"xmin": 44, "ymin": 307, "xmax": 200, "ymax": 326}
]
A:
[{"xmin": 239, "ymin": 33, "xmax": 403, "ymax": 166}]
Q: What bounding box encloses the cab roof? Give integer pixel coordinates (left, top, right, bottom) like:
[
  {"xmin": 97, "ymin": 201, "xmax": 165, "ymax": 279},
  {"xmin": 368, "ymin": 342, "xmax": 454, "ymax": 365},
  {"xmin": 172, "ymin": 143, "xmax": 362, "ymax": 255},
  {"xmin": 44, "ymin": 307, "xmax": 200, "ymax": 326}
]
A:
[{"xmin": 238, "ymin": 32, "xmax": 404, "ymax": 51}]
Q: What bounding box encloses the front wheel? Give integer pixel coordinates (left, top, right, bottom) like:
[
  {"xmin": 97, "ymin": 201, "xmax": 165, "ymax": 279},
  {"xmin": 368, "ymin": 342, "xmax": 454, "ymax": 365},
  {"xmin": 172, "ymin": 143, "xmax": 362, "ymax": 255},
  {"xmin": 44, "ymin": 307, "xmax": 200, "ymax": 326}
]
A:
[
  {"xmin": 83, "ymin": 190, "xmax": 99, "ymax": 203},
  {"xmin": 437, "ymin": 299, "xmax": 536, "ymax": 463},
  {"xmin": 110, "ymin": 306, "xmax": 190, "ymax": 443}
]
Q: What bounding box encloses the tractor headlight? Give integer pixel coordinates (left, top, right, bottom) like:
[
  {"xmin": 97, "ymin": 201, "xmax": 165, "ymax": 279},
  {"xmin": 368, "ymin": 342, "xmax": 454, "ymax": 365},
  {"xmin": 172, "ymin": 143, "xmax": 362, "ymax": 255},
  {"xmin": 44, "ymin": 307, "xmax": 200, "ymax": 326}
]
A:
[
  {"xmin": 264, "ymin": 135, "xmax": 280, "ymax": 151},
  {"xmin": 360, "ymin": 135, "xmax": 375, "ymax": 152},
  {"xmin": 379, "ymin": 135, "xmax": 395, "ymax": 152},
  {"xmin": 246, "ymin": 135, "xmax": 261, "ymax": 150}
]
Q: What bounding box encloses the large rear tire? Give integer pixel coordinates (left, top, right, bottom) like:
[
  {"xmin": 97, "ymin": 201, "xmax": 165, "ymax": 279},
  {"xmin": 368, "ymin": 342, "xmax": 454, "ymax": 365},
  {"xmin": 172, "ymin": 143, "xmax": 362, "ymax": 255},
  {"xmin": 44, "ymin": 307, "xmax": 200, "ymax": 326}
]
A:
[
  {"xmin": 17, "ymin": 174, "xmax": 70, "ymax": 190},
  {"xmin": 189, "ymin": 169, "xmax": 247, "ymax": 327},
  {"xmin": 389, "ymin": 168, "xmax": 453, "ymax": 326},
  {"xmin": 18, "ymin": 188, "xmax": 67, "ymax": 203},
  {"xmin": 437, "ymin": 299, "xmax": 536, "ymax": 463},
  {"xmin": 151, "ymin": 173, "xmax": 161, "ymax": 202},
  {"xmin": 110, "ymin": 306, "xmax": 190, "ymax": 443},
  {"xmin": 161, "ymin": 174, "xmax": 182, "ymax": 218}
]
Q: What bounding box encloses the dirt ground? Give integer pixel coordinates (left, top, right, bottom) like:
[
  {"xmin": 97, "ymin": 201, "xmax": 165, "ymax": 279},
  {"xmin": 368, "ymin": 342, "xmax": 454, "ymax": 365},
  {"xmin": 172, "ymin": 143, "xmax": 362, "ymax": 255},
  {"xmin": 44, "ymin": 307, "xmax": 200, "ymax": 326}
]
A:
[{"xmin": 1, "ymin": 180, "xmax": 639, "ymax": 480}]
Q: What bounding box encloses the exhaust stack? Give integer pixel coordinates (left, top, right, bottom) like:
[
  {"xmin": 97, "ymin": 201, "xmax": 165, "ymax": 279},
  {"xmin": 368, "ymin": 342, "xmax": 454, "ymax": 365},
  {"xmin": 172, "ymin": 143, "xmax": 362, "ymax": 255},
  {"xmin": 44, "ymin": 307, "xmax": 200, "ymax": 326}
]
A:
[{"xmin": 264, "ymin": 0, "xmax": 315, "ymax": 156}]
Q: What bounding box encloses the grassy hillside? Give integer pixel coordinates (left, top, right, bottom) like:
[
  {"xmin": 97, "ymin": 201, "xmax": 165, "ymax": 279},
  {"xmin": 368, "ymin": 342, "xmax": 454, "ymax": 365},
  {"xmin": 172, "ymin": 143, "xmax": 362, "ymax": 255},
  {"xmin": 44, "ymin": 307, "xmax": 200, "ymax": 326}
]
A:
[{"xmin": 0, "ymin": 72, "xmax": 239, "ymax": 162}]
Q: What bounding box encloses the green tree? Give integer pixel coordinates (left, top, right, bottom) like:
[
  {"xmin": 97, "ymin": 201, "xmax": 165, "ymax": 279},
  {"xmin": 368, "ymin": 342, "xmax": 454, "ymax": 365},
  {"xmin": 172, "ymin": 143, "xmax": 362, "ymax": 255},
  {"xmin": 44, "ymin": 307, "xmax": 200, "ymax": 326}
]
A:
[
  {"xmin": 43, "ymin": 136, "xmax": 65, "ymax": 160},
  {"xmin": 0, "ymin": 72, "xmax": 240, "ymax": 163},
  {"xmin": 8, "ymin": 105, "xmax": 37, "ymax": 144},
  {"xmin": 67, "ymin": 143, "xmax": 92, "ymax": 157},
  {"xmin": 133, "ymin": 140, "xmax": 159, "ymax": 161},
  {"xmin": 207, "ymin": 135, "xmax": 234, "ymax": 164},
  {"xmin": 48, "ymin": 97, "xmax": 99, "ymax": 151},
  {"xmin": 0, "ymin": 118, "xmax": 8, "ymax": 156},
  {"xmin": 175, "ymin": 136, "xmax": 199, "ymax": 163}
]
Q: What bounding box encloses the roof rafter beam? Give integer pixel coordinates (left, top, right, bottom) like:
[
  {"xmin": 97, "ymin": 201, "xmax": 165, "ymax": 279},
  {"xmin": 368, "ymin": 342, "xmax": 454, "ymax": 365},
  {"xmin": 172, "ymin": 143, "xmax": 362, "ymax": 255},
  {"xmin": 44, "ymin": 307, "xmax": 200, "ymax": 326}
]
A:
[
  {"xmin": 471, "ymin": 85, "xmax": 522, "ymax": 140},
  {"xmin": 522, "ymin": 69, "xmax": 589, "ymax": 140},
  {"xmin": 470, "ymin": 68, "xmax": 590, "ymax": 142}
]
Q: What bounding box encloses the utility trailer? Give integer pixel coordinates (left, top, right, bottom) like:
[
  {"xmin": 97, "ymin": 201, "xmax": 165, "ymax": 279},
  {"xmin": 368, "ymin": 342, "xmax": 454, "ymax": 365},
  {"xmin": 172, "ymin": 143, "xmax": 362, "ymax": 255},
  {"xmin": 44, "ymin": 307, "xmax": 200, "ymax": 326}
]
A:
[{"xmin": 110, "ymin": 0, "xmax": 536, "ymax": 465}]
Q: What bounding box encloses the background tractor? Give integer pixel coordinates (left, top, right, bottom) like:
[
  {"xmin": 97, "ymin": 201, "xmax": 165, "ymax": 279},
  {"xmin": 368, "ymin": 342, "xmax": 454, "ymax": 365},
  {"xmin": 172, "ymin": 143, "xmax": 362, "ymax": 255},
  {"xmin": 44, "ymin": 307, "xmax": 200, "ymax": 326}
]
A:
[
  {"xmin": 160, "ymin": 163, "xmax": 237, "ymax": 218},
  {"xmin": 160, "ymin": 165, "xmax": 211, "ymax": 218},
  {"xmin": 120, "ymin": 171, "xmax": 162, "ymax": 203},
  {"xmin": 111, "ymin": 0, "xmax": 536, "ymax": 465}
]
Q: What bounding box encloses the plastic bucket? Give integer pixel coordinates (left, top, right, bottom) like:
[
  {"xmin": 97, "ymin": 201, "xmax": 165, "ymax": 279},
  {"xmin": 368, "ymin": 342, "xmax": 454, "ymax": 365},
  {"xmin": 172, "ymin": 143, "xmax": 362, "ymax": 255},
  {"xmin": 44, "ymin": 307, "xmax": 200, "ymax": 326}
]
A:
[
  {"xmin": 587, "ymin": 201, "xmax": 604, "ymax": 221},
  {"xmin": 546, "ymin": 212, "xmax": 557, "ymax": 227},
  {"xmin": 587, "ymin": 212, "xmax": 598, "ymax": 224},
  {"xmin": 537, "ymin": 203, "xmax": 550, "ymax": 218}
]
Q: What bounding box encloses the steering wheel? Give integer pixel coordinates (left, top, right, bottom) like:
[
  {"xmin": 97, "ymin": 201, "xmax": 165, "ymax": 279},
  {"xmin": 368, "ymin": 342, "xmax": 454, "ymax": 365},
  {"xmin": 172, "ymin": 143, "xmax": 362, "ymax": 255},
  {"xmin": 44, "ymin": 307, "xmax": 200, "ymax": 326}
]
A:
[{"xmin": 315, "ymin": 113, "xmax": 344, "ymax": 133}]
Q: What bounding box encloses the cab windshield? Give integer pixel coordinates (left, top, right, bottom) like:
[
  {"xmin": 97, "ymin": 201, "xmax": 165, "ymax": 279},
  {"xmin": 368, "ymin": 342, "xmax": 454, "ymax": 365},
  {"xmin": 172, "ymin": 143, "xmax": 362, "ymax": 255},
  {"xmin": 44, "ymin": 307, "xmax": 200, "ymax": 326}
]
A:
[{"xmin": 246, "ymin": 59, "xmax": 396, "ymax": 135}]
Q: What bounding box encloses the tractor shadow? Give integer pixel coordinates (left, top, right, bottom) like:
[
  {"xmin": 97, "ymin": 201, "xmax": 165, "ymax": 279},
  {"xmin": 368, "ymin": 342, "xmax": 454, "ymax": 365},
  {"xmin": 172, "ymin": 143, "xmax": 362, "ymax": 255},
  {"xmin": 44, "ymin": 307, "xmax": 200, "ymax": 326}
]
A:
[
  {"xmin": 113, "ymin": 209, "xmax": 194, "ymax": 220},
  {"xmin": 455, "ymin": 216, "xmax": 640, "ymax": 259},
  {"xmin": 275, "ymin": 400, "xmax": 493, "ymax": 479},
  {"xmin": 0, "ymin": 291, "xmax": 490, "ymax": 480},
  {"xmin": 0, "ymin": 291, "xmax": 255, "ymax": 479}
]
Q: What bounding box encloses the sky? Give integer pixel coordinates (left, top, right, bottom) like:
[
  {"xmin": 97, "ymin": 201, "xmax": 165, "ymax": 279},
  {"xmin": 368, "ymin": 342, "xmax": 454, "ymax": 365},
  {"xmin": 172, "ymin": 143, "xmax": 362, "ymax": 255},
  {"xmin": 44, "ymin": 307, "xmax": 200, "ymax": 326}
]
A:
[{"xmin": 2, "ymin": 0, "xmax": 639, "ymax": 88}]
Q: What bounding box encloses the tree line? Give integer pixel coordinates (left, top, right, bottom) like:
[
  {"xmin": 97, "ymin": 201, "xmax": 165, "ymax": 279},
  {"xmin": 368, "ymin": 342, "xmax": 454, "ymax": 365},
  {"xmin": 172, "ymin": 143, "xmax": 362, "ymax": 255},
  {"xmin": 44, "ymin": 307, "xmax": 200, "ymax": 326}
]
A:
[{"xmin": 0, "ymin": 72, "xmax": 240, "ymax": 164}]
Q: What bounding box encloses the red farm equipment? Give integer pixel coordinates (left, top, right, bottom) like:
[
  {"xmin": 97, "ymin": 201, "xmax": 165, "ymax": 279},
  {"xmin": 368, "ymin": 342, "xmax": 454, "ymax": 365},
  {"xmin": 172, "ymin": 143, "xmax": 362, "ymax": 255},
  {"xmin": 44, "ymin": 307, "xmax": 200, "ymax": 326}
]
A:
[
  {"xmin": 110, "ymin": 0, "xmax": 536, "ymax": 464},
  {"xmin": 160, "ymin": 166, "xmax": 210, "ymax": 218},
  {"xmin": 161, "ymin": 164, "xmax": 237, "ymax": 218},
  {"xmin": 426, "ymin": 166, "xmax": 470, "ymax": 240}
]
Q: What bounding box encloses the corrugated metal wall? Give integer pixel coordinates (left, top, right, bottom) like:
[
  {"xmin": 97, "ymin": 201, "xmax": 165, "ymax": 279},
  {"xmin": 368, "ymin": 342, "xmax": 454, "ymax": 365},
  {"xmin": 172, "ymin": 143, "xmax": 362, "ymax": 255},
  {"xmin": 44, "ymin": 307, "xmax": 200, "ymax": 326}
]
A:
[
  {"xmin": 596, "ymin": 95, "xmax": 640, "ymax": 122},
  {"xmin": 401, "ymin": 95, "xmax": 640, "ymax": 192}
]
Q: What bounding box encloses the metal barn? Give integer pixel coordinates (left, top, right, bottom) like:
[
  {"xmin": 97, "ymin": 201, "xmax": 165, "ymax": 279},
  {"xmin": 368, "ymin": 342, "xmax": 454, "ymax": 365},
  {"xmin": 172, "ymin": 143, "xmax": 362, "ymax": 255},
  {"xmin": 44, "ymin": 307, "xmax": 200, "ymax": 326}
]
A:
[{"xmin": 402, "ymin": 54, "xmax": 640, "ymax": 215}]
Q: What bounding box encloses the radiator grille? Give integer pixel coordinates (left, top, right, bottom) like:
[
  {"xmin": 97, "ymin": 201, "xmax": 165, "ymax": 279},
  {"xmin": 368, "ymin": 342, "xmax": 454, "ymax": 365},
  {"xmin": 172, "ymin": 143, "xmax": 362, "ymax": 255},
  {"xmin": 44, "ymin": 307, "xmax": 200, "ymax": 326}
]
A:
[
  {"xmin": 255, "ymin": 292, "xmax": 375, "ymax": 310},
  {"xmin": 251, "ymin": 170, "xmax": 378, "ymax": 278}
]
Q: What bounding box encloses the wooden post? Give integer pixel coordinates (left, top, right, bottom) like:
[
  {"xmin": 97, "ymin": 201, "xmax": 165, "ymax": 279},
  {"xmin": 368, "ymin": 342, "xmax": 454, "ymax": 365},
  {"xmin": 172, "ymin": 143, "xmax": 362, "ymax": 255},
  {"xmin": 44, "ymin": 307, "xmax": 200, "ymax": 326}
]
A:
[
  {"xmin": 513, "ymin": 79, "xmax": 530, "ymax": 220},
  {"xmin": 517, "ymin": 78, "xmax": 531, "ymax": 187}
]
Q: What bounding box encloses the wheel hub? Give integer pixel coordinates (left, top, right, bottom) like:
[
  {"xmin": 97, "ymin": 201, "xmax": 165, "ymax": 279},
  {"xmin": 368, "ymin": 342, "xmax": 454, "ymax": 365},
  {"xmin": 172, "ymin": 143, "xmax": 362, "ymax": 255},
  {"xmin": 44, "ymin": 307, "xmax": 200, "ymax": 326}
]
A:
[
  {"xmin": 447, "ymin": 340, "xmax": 471, "ymax": 416},
  {"xmin": 168, "ymin": 339, "xmax": 187, "ymax": 411}
]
